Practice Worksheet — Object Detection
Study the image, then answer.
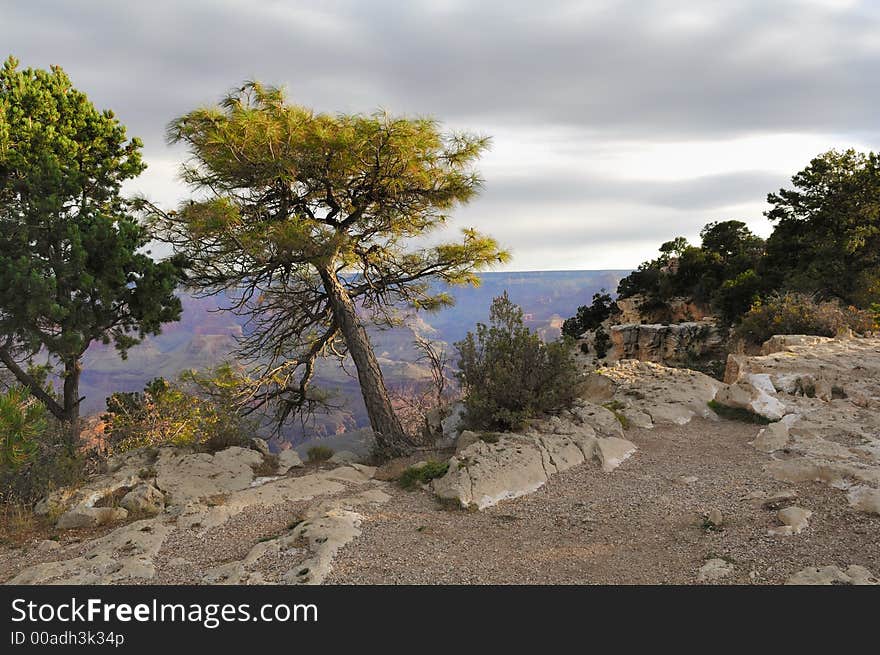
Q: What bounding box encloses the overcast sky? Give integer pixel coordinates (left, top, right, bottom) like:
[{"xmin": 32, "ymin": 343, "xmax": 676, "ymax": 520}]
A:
[{"xmin": 3, "ymin": 0, "xmax": 879, "ymax": 270}]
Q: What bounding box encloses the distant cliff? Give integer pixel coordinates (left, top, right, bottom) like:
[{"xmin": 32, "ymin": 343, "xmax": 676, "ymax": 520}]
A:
[{"xmin": 77, "ymin": 270, "xmax": 628, "ymax": 441}]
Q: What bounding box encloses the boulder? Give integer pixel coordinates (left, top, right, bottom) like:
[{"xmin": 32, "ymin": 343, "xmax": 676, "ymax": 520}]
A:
[
  {"xmin": 723, "ymin": 353, "xmax": 746, "ymax": 384},
  {"xmin": 34, "ymin": 487, "xmax": 78, "ymax": 517},
  {"xmin": 747, "ymin": 489, "xmax": 798, "ymax": 510},
  {"xmin": 250, "ymin": 438, "xmax": 271, "ymax": 457},
  {"xmin": 581, "ymin": 372, "xmax": 616, "ymax": 402},
  {"xmin": 276, "ymin": 449, "xmax": 303, "ymax": 474},
  {"xmin": 455, "ymin": 430, "xmax": 481, "ymax": 453},
  {"xmin": 570, "ymin": 401, "xmax": 624, "ymax": 438},
  {"xmin": 751, "ymin": 421, "xmax": 790, "ymax": 453},
  {"xmin": 621, "ymin": 407, "xmax": 653, "ymax": 429},
  {"xmin": 536, "ymin": 434, "xmax": 587, "ymax": 473},
  {"xmin": 433, "ymin": 435, "xmax": 549, "ymax": 510},
  {"xmin": 56, "ymin": 506, "xmax": 128, "ymax": 530},
  {"xmin": 714, "ymin": 377, "xmax": 786, "ymax": 421},
  {"xmin": 646, "ymin": 403, "xmax": 694, "ymax": 426},
  {"xmin": 155, "ymin": 446, "xmax": 263, "ymax": 503},
  {"xmin": 847, "ymin": 486, "xmax": 880, "ymax": 515},
  {"xmin": 37, "ymin": 539, "xmax": 61, "ymax": 552},
  {"xmin": 768, "ymin": 506, "xmax": 812, "ymax": 536},
  {"xmin": 585, "ymin": 360, "xmax": 722, "ymax": 428},
  {"xmin": 706, "ymin": 508, "xmax": 723, "ymax": 528},
  {"xmin": 594, "ymin": 437, "xmax": 637, "ymax": 473},
  {"xmin": 439, "ymin": 403, "xmax": 465, "ymax": 446},
  {"xmin": 120, "ymin": 484, "xmax": 165, "ymax": 516}
]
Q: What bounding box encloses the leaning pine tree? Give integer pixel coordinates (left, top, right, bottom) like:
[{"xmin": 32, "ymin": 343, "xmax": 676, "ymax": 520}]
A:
[{"xmin": 149, "ymin": 83, "xmax": 508, "ymax": 458}]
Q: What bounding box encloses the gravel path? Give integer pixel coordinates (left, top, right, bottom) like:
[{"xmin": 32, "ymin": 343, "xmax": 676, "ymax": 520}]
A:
[
  {"xmin": 3, "ymin": 418, "xmax": 877, "ymax": 584},
  {"xmin": 326, "ymin": 418, "xmax": 880, "ymax": 584}
]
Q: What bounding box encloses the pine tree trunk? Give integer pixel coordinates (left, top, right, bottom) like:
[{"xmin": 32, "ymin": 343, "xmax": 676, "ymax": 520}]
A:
[
  {"xmin": 62, "ymin": 358, "xmax": 82, "ymax": 453},
  {"xmin": 319, "ymin": 267, "xmax": 412, "ymax": 459}
]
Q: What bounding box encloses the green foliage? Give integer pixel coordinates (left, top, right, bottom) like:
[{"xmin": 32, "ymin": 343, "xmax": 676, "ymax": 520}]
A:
[
  {"xmin": 0, "ymin": 387, "xmax": 46, "ymax": 470},
  {"xmin": 306, "ymin": 445, "xmax": 334, "ymax": 463},
  {"xmin": 562, "ymin": 290, "xmax": 615, "ymax": 338},
  {"xmin": 103, "ymin": 364, "xmax": 254, "ymax": 453},
  {"xmin": 0, "ymin": 56, "xmax": 182, "ymax": 438},
  {"xmin": 615, "ymin": 220, "xmax": 765, "ymax": 320},
  {"xmin": 714, "ymin": 269, "xmax": 763, "ymax": 324},
  {"xmin": 764, "ymin": 149, "xmax": 880, "ymax": 307},
  {"xmin": 149, "ymin": 82, "xmax": 509, "ymax": 448},
  {"xmin": 593, "ymin": 325, "xmax": 611, "ymax": 359},
  {"xmin": 0, "ymin": 421, "xmax": 85, "ymax": 506},
  {"xmin": 602, "ymin": 401, "xmax": 630, "ymax": 429},
  {"xmin": 734, "ymin": 292, "xmax": 875, "ymax": 345},
  {"xmin": 707, "ymin": 400, "xmax": 772, "ymax": 425},
  {"xmin": 399, "ymin": 460, "xmax": 450, "ymax": 490},
  {"xmin": 613, "ymin": 150, "xmax": 880, "ymax": 331},
  {"xmin": 455, "ymin": 293, "xmax": 584, "ymax": 432}
]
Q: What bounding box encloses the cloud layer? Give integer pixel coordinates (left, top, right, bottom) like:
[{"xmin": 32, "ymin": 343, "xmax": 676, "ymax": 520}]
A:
[{"xmin": 3, "ymin": 0, "xmax": 879, "ymax": 268}]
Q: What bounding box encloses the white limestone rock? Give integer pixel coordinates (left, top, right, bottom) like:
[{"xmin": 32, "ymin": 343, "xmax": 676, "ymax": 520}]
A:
[
  {"xmin": 276, "ymin": 448, "xmax": 303, "ymax": 474},
  {"xmin": 697, "ymin": 558, "xmax": 734, "ymax": 583},
  {"xmin": 768, "ymin": 506, "xmax": 812, "ymax": 536},
  {"xmin": 751, "ymin": 421, "xmax": 790, "ymax": 453},
  {"xmin": 786, "ymin": 565, "xmax": 878, "ymax": 585}
]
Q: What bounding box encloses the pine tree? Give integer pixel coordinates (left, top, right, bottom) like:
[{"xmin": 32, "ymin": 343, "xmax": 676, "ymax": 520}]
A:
[{"xmin": 0, "ymin": 57, "xmax": 182, "ymax": 448}]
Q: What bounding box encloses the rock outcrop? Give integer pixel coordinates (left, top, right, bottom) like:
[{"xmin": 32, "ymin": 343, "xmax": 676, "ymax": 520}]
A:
[
  {"xmin": 14, "ymin": 445, "xmax": 391, "ymax": 585},
  {"xmin": 432, "ymin": 400, "xmax": 637, "ymax": 509},
  {"xmin": 714, "ymin": 374, "xmax": 786, "ymax": 421},
  {"xmin": 725, "ymin": 335, "xmax": 880, "ymax": 515},
  {"xmin": 582, "ymin": 359, "xmax": 723, "ymax": 427},
  {"xmin": 614, "ymin": 295, "xmax": 711, "ymax": 325},
  {"xmin": 608, "ymin": 320, "xmax": 724, "ymax": 365}
]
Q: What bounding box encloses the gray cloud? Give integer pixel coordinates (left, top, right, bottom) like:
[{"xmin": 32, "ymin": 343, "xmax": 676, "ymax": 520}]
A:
[
  {"xmin": 2, "ymin": 0, "xmax": 877, "ymax": 270},
  {"xmin": 5, "ymin": 0, "xmax": 880, "ymax": 147},
  {"xmin": 478, "ymin": 170, "xmax": 786, "ymax": 211}
]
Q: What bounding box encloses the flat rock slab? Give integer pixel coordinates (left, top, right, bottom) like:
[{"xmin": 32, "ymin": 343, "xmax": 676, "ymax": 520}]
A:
[
  {"xmin": 752, "ymin": 422, "xmax": 790, "ymax": 453},
  {"xmin": 10, "ymin": 519, "xmax": 173, "ymax": 584},
  {"xmin": 13, "ymin": 455, "xmax": 384, "ymax": 586},
  {"xmin": 726, "ymin": 336, "xmax": 880, "ymax": 515},
  {"xmin": 847, "ymin": 486, "xmax": 880, "ymax": 515},
  {"xmin": 595, "ymin": 437, "xmax": 638, "ymax": 473},
  {"xmin": 156, "ymin": 446, "xmax": 264, "ymax": 503},
  {"xmin": 583, "ymin": 360, "xmax": 723, "ymax": 427},
  {"xmin": 433, "ymin": 423, "xmax": 636, "ymax": 510}
]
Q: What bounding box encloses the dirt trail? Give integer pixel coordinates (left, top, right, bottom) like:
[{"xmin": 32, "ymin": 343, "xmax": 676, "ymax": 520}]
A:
[
  {"xmin": 326, "ymin": 417, "xmax": 880, "ymax": 584},
  {"xmin": 2, "ymin": 417, "xmax": 877, "ymax": 585}
]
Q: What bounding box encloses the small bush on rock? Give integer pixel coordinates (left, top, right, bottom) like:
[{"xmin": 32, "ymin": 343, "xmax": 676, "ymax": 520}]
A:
[
  {"xmin": 306, "ymin": 445, "xmax": 334, "ymax": 463},
  {"xmin": 0, "ymin": 387, "xmax": 46, "ymax": 471},
  {"xmin": 0, "ymin": 387, "xmax": 87, "ymax": 506},
  {"xmin": 455, "ymin": 293, "xmax": 584, "ymax": 432},
  {"xmin": 103, "ymin": 364, "xmax": 254, "ymax": 453},
  {"xmin": 399, "ymin": 461, "xmax": 450, "ymax": 490},
  {"xmin": 562, "ymin": 290, "xmax": 615, "ymax": 338},
  {"xmin": 593, "ymin": 325, "xmax": 611, "ymax": 359},
  {"xmin": 735, "ymin": 292, "xmax": 875, "ymax": 345}
]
